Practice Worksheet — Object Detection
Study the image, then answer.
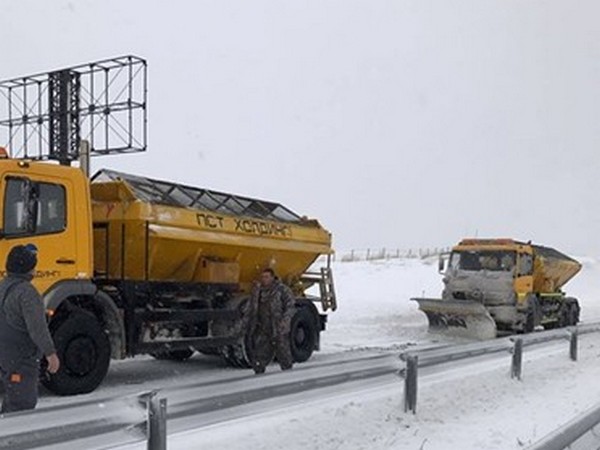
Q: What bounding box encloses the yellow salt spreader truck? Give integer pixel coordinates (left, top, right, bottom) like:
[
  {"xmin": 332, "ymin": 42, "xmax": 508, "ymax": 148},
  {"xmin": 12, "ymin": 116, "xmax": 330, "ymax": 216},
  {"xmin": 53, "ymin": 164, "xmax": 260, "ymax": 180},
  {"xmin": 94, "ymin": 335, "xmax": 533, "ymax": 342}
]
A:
[
  {"xmin": 0, "ymin": 56, "xmax": 336, "ymax": 395},
  {"xmin": 413, "ymin": 239, "xmax": 581, "ymax": 339},
  {"xmin": 0, "ymin": 161, "xmax": 336, "ymax": 395}
]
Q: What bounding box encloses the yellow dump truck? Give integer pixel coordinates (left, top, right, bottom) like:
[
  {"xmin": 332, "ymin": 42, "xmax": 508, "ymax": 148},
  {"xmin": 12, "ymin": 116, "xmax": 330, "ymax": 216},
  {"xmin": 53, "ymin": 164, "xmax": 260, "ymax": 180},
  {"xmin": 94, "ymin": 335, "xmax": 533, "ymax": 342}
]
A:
[
  {"xmin": 413, "ymin": 239, "xmax": 581, "ymax": 339},
  {"xmin": 0, "ymin": 159, "xmax": 335, "ymax": 394}
]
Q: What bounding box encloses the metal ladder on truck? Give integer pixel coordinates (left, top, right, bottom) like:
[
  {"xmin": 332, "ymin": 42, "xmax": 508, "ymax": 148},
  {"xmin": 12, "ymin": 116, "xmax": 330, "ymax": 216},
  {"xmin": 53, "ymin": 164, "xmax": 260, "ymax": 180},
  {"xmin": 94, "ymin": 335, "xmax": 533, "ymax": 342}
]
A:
[{"xmin": 301, "ymin": 255, "xmax": 337, "ymax": 312}]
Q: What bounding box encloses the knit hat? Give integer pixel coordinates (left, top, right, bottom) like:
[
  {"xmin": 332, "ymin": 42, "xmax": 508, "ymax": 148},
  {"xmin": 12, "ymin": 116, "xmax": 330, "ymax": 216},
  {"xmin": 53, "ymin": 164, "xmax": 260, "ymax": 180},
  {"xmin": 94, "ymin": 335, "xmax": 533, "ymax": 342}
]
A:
[{"xmin": 6, "ymin": 245, "xmax": 38, "ymax": 274}]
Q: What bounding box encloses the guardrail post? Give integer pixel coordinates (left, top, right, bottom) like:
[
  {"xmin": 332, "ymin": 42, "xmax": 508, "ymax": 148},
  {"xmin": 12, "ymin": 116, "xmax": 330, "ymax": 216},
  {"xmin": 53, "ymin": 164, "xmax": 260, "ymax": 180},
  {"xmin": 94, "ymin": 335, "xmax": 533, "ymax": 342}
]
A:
[
  {"xmin": 404, "ymin": 355, "xmax": 418, "ymax": 414},
  {"xmin": 147, "ymin": 392, "xmax": 167, "ymax": 450},
  {"xmin": 511, "ymin": 338, "xmax": 523, "ymax": 380},
  {"xmin": 569, "ymin": 329, "xmax": 578, "ymax": 362}
]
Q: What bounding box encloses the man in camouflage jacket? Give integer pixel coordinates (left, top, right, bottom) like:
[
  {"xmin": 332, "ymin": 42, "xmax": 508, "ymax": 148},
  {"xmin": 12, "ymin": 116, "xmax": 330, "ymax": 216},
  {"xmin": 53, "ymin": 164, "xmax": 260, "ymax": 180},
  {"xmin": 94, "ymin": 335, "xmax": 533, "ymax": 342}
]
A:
[{"xmin": 249, "ymin": 268, "xmax": 296, "ymax": 374}]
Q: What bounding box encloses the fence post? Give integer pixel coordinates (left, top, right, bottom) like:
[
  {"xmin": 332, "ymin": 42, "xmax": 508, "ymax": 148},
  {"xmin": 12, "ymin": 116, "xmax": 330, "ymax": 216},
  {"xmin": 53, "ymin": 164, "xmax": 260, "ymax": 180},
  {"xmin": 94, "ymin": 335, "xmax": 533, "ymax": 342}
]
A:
[
  {"xmin": 569, "ymin": 329, "xmax": 578, "ymax": 362},
  {"xmin": 511, "ymin": 338, "xmax": 523, "ymax": 380},
  {"xmin": 147, "ymin": 392, "xmax": 167, "ymax": 450},
  {"xmin": 404, "ymin": 355, "xmax": 418, "ymax": 414}
]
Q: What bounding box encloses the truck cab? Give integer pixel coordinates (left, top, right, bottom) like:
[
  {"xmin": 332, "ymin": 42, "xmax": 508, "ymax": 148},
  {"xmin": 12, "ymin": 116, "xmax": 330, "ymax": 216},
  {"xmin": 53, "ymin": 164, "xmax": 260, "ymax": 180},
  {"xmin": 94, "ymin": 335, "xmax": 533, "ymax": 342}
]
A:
[
  {"xmin": 0, "ymin": 158, "xmax": 93, "ymax": 297},
  {"xmin": 441, "ymin": 240, "xmax": 536, "ymax": 331},
  {"xmin": 0, "ymin": 158, "xmax": 121, "ymax": 395}
]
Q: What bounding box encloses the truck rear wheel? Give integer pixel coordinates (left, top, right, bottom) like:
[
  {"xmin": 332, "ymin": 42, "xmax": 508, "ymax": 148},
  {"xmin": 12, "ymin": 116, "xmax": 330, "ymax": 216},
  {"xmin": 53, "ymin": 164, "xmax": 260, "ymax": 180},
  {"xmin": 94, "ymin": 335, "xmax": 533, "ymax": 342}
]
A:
[
  {"xmin": 290, "ymin": 307, "xmax": 319, "ymax": 363},
  {"xmin": 42, "ymin": 312, "xmax": 111, "ymax": 395},
  {"xmin": 568, "ymin": 303, "xmax": 580, "ymax": 326},
  {"xmin": 216, "ymin": 297, "xmax": 254, "ymax": 368},
  {"xmin": 562, "ymin": 298, "xmax": 580, "ymax": 327},
  {"xmin": 221, "ymin": 331, "xmax": 254, "ymax": 368},
  {"xmin": 524, "ymin": 311, "xmax": 535, "ymax": 333},
  {"xmin": 220, "ymin": 301, "xmax": 321, "ymax": 367}
]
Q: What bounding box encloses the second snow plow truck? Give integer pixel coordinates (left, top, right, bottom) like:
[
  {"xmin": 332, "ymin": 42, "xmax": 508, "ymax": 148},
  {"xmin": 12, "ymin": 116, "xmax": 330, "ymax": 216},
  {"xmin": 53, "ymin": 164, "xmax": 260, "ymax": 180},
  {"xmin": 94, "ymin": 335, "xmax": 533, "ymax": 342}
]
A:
[{"xmin": 413, "ymin": 239, "xmax": 581, "ymax": 339}]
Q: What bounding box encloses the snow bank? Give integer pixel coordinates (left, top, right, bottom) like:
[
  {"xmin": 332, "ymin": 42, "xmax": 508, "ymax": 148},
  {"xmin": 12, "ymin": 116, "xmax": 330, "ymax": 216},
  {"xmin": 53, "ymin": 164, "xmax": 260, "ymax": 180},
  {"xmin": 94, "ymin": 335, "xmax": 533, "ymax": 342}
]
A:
[{"xmin": 321, "ymin": 257, "xmax": 441, "ymax": 352}]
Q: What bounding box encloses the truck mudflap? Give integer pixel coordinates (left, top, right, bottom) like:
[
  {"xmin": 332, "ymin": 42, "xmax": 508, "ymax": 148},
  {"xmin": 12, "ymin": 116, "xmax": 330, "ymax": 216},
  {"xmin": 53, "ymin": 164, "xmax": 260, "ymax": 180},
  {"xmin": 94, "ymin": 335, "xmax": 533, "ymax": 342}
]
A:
[{"xmin": 412, "ymin": 298, "xmax": 497, "ymax": 340}]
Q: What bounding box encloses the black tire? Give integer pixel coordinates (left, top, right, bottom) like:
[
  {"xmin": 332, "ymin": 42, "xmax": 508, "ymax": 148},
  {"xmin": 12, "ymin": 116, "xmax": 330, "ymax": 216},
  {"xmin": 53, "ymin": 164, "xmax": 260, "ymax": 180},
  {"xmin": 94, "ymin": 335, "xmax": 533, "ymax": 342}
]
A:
[
  {"xmin": 567, "ymin": 300, "xmax": 580, "ymax": 326},
  {"xmin": 557, "ymin": 299, "xmax": 580, "ymax": 328},
  {"xmin": 520, "ymin": 295, "xmax": 541, "ymax": 334},
  {"xmin": 522, "ymin": 310, "xmax": 535, "ymax": 333},
  {"xmin": 290, "ymin": 307, "xmax": 319, "ymax": 363},
  {"xmin": 42, "ymin": 312, "xmax": 111, "ymax": 396},
  {"xmin": 221, "ymin": 331, "xmax": 254, "ymax": 368},
  {"xmin": 558, "ymin": 305, "xmax": 570, "ymax": 328},
  {"xmin": 151, "ymin": 348, "xmax": 194, "ymax": 361},
  {"xmin": 217, "ymin": 297, "xmax": 254, "ymax": 368}
]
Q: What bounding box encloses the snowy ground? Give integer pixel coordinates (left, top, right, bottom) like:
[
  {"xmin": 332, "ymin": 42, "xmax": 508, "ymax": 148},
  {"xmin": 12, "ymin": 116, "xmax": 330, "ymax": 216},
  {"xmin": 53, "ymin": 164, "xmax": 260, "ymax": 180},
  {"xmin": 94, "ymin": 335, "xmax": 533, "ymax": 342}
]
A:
[
  {"xmin": 173, "ymin": 335, "xmax": 600, "ymax": 450},
  {"xmin": 322, "ymin": 255, "xmax": 600, "ymax": 352},
  {"xmin": 167, "ymin": 256, "xmax": 600, "ymax": 450},
  {"xmin": 319, "ymin": 257, "xmax": 438, "ymax": 352},
  {"xmin": 33, "ymin": 256, "xmax": 600, "ymax": 449}
]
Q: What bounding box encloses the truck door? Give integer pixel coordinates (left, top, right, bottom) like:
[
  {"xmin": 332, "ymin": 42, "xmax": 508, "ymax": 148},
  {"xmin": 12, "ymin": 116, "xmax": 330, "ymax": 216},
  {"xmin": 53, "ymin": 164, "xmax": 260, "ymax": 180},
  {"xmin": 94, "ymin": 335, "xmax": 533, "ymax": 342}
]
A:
[
  {"xmin": 1, "ymin": 174, "xmax": 77, "ymax": 295},
  {"xmin": 514, "ymin": 252, "xmax": 534, "ymax": 302}
]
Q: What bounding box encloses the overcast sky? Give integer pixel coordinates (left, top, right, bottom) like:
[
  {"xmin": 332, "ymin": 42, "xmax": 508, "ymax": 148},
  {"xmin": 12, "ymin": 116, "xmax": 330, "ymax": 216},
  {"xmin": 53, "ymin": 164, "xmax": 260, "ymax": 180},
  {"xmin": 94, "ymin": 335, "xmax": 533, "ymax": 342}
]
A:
[{"xmin": 1, "ymin": 1, "xmax": 599, "ymax": 254}]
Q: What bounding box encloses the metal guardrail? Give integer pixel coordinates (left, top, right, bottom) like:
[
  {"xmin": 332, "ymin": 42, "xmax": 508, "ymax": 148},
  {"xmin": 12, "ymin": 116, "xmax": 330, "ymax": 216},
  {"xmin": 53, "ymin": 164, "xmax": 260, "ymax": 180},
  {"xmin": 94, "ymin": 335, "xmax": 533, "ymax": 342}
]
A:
[
  {"xmin": 0, "ymin": 353, "xmax": 396, "ymax": 449},
  {"xmin": 527, "ymin": 402, "xmax": 600, "ymax": 450},
  {"xmin": 0, "ymin": 390, "xmax": 167, "ymax": 450},
  {"xmin": 399, "ymin": 322, "xmax": 600, "ymax": 414},
  {"xmin": 523, "ymin": 322, "xmax": 600, "ymax": 450}
]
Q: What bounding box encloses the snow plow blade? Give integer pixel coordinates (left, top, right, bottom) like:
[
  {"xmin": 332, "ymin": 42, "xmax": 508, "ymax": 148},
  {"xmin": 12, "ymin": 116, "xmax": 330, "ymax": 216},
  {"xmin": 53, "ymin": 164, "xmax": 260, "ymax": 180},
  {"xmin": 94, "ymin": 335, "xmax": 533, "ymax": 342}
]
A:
[{"xmin": 412, "ymin": 298, "xmax": 497, "ymax": 340}]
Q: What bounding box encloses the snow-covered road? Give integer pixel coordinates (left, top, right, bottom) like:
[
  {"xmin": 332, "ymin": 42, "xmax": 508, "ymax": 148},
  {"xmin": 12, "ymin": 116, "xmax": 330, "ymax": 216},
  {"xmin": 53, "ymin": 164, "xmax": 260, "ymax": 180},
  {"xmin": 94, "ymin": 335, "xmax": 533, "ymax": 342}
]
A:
[
  {"xmin": 10, "ymin": 350, "xmax": 397, "ymax": 450},
  {"xmin": 26, "ymin": 256, "xmax": 600, "ymax": 449},
  {"xmin": 164, "ymin": 334, "xmax": 600, "ymax": 450},
  {"xmin": 163, "ymin": 257, "xmax": 600, "ymax": 450}
]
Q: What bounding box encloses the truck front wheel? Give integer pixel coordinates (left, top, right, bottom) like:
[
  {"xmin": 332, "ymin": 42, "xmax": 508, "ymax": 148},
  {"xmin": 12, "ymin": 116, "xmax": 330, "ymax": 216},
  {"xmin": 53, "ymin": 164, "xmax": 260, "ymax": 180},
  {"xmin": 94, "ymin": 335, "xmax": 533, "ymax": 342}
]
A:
[{"xmin": 42, "ymin": 312, "xmax": 111, "ymax": 395}]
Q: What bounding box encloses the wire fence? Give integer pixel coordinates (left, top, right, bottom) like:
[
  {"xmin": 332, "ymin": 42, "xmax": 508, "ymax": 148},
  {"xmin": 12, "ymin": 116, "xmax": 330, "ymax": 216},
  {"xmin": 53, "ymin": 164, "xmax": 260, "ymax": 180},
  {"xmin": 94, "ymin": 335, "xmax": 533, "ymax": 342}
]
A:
[{"xmin": 334, "ymin": 247, "xmax": 451, "ymax": 263}]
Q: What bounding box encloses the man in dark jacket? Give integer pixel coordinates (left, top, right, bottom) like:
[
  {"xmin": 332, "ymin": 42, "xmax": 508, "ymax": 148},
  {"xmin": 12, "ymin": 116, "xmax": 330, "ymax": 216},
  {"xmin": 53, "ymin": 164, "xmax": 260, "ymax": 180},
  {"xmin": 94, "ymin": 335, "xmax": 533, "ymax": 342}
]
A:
[
  {"xmin": 0, "ymin": 245, "xmax": 60, "ymax": 413},
  {"xmin": 249, "ymin": 268, "xmax": 296, "ymax": 374}
]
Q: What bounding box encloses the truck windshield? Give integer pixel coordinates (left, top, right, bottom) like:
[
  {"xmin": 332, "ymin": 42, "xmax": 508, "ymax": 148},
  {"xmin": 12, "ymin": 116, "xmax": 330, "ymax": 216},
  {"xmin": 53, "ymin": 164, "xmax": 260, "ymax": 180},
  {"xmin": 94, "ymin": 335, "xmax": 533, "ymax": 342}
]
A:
[{"xmin": 449, "ymin": 250, "xmax": 516, "ymax": 273}]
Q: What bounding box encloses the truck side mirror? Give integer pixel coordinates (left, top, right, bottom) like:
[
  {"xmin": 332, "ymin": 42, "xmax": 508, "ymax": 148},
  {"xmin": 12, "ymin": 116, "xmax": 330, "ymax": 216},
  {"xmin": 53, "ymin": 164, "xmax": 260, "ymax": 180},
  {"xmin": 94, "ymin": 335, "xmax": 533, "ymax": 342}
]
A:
[{"xmin": 438, "ymin": 255, "xmax": 445, "ymax": 273}]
